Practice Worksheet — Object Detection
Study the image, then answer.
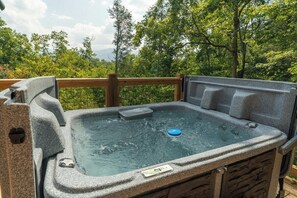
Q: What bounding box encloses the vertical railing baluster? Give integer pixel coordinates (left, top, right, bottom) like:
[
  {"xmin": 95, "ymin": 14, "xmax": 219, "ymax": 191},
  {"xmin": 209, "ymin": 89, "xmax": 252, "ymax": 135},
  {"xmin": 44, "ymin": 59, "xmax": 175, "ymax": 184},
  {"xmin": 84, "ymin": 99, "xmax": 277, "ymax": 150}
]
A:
[
  {"xmin": 106, "ymin": 74, "xmax": 119, "ymax": 107},
  {"xmin": 174, "ymin": 74, "xmax": 184, "ymax": 101}
]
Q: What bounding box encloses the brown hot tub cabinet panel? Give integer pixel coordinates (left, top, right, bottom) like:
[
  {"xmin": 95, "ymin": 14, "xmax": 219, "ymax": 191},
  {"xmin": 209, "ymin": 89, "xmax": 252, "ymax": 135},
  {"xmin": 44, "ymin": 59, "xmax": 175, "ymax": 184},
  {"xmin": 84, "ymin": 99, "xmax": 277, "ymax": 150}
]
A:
[
  {"xmin": 138, "ymin": 150, "xmax": 275, "ymax": 198},
  {"xmin": 137, "ymin": 172, "xmax": 212, "ymax": 198},
  {"xmin": 221, "ymin": 149, "xmax": 276, "ymax": 198}
]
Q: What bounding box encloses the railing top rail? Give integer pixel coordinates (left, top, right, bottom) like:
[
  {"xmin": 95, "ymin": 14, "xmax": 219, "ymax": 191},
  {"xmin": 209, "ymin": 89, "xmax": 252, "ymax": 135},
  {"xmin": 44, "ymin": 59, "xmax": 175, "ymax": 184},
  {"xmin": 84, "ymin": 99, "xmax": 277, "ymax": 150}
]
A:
[
  {"xmin": 0, "ymin": 79, "xmax": 22, "ymax": 90},
  {"xmin": 118, "ymin": 77, "xmax": 180, "ymax": 86},
  {"xmin": 0, "ymin": 76, "xmax": 181, "ymax": 90},
  {"xmin": 57, "ymin": 78, "xmax": 108, "ymax": 88}
]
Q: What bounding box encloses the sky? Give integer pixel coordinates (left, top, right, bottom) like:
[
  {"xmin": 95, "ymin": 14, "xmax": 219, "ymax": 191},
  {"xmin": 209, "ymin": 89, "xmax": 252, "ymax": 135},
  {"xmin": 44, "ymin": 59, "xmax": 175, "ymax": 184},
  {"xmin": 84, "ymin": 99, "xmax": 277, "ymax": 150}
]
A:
[{"xmin": 0, "ymin": 0, "xmax": 156, "ymax": 51}]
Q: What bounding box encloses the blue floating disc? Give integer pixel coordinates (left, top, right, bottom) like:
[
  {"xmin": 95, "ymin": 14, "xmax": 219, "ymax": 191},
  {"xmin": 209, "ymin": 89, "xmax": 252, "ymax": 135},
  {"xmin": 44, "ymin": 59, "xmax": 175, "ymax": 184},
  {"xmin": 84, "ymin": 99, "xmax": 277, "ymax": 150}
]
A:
[{"xmin": 167, "ymin": 128, "xmax": 181, "ymax": 136}]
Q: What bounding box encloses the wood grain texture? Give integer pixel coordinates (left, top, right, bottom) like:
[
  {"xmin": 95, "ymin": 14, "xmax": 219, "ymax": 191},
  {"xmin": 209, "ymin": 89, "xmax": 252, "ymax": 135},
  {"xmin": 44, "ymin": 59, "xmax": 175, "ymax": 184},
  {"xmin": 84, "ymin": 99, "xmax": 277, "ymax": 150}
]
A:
[
  {"xmin": 291, "ymin": 165, "xmax": 297, "ymax": 178},
  {"xmin": 221, "ymin": 150, "xmax": 275, "ymax": 198},
  {"xmin": 57, "ymin": 78, "xmax": 108, "ymax": 88},
  {"xmin": 137, "ymin": 173, "xmax": 212, "ymax": 198},
  {"xmin": 118, "ymin": 77, "xmax": 180, "ymax": 86},
  {"xmin": 174, "ymin": 74, "xmax": 184, "ymax": 101},
  {"xmin": 106, "ymin": 74, "xmax": 119, "ymax": 107},
  {"xmin": 0, "ymin": 77, "xmax": 180, "ymax": 89},
  {"xmin": 0, "ymin": 79, "xmax": 21, "ymax": 90}
]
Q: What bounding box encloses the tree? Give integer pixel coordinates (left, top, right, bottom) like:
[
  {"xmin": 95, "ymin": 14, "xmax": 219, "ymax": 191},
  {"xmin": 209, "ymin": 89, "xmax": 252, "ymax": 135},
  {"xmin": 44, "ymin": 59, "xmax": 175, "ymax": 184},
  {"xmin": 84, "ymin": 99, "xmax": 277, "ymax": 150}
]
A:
[
  {"xmin": 239, "ymin": 0, "xmax": 297, "ymax": 81},
  {"xmin": 108, "ymin": 0, "xmax": 133, "ymax": 74},
  {"xmin": 134, "ymin": 0, "xmax": 192, "ymax": 77},
  {"xmin": 50, "ymin": 31, "xmax": 69, "ymax": 59},
  {"xmin": 134, "ymin": 0, "xmax": 272, "ymax": 78},
  {"xmin": 182, "ymin": 0, "xmax": 261, "ymax": 78},
  {"xmin": 0, "ymin": 17, "xmax": 32, "ymax": 71},
  {"xmin": 80, "ymin": 37, "xmax": 96, "ymax": 61},
  {"xmin": 31, "ymin": 33, "xmax": 50, "ymax": 55}
]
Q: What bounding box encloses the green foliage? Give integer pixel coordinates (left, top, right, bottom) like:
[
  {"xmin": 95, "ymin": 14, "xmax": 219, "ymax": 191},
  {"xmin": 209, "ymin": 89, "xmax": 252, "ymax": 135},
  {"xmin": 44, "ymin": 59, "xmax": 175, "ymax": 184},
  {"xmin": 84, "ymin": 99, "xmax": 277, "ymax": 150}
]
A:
[
  {"xmin": 0, "ymin": 18, "xmax": 32, "ymax": 70},
  {"xmin": 133, "ymin": 0, "xmax": 189, "ymax": 77},
  {"xmin": 59, "ymin": 88, "xmax": 105, "ymax": 110},
  {"xmin": 120, "ymin": 85, "xmax": 175, "ymax": 106},
  {"xmin": 257, "ymin": 50, "xmax": 296, "ymax": 81},
  {"xmin": 0, "ymin": 21, "xmax": 113, "ymax": 109},
  {"xmin": 133, "ymin": 0, "xmax": 297, "ymax": 80},
  {"xmin": 80, "ymin": 37, "xmax": 96, "ymax": 61},
  {"xmin": 1, "ymin": 0, "xmax": 297, "ymax": 109},
  {"xmin": 250, "ymin": 0, "xmax": 297, "ymax": 81},
  {"xmin": 51, "ymin": 31, "xmax": 69, "ymax": 57}
]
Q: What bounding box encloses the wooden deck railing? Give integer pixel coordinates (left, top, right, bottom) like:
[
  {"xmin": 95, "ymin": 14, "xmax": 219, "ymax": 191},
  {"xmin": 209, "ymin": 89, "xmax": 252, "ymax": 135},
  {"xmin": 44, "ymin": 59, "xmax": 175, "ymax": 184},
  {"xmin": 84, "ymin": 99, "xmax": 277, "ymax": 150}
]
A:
[
  {"xmin": 291, "ymin": 165, "xmax": 297, "ymax": 178},
  {"xmin": 0, "ymin": 74, "xmax": 184, "ymax": 107}
]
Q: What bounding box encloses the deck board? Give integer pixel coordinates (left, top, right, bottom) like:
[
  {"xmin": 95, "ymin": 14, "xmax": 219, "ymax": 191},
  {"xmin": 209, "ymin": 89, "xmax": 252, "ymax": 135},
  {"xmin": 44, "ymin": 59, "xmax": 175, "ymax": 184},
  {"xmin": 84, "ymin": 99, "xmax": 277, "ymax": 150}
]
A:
[{"xmin": 285, "ymin": 177, "xmax": 297, "ymax": 198}]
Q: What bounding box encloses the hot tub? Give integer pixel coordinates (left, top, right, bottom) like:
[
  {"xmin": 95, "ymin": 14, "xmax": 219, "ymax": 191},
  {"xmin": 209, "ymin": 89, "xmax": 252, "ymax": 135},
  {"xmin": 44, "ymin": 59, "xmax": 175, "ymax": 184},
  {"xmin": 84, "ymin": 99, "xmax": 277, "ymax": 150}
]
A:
[
  {"xmin": 43, "ymin": 102, "xmax": 287, "ymax": 198},
  {"xmin": 1, "ymin": 76, "xmax": 297, "ymax": 198}
]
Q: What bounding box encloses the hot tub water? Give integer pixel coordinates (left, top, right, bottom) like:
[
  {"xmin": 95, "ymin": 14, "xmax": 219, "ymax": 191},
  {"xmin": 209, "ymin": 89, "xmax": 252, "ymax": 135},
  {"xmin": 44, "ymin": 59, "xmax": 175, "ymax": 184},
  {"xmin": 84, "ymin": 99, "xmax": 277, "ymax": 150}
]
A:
[{"xmin": 71, "ymin": 108, "xmax": 260, "ymax": 176}]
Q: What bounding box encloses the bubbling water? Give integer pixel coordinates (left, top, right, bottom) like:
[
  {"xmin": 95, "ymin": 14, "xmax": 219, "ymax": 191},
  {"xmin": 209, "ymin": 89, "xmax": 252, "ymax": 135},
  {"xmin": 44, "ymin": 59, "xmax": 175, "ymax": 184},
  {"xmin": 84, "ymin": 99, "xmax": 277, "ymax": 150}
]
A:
[{"xmin": 72, "ymin": 108, "xmax": 259, "ymax": 176}]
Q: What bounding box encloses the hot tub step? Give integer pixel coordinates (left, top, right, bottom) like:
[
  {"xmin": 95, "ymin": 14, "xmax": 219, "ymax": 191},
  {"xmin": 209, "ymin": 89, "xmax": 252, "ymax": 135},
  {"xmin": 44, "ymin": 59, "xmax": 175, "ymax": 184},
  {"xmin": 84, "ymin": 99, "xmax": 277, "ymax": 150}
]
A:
[{"xmin": 119, "ymin": 107, "xmax": 153, "ymax": 120}]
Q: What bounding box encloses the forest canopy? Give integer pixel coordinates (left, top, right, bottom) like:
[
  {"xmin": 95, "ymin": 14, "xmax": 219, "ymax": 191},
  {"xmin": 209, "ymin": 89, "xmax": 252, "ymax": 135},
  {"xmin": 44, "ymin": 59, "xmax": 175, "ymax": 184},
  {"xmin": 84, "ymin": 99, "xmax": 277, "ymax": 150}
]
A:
[
  {"xmin": 0, "ymin": 0, "xmax": 296, "ymax": 110},
  {"xmin": 0, "ymin": 0, "xmax": 296, "ymax": 81}
]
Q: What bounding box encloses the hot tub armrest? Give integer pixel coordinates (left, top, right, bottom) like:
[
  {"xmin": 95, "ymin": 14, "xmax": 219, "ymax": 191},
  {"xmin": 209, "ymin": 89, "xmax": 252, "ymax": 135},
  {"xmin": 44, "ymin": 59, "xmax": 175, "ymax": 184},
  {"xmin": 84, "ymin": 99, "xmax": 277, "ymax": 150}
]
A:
[{"xmin": 279, "ymin": 135, "xmax": 297, "ymax": 155}]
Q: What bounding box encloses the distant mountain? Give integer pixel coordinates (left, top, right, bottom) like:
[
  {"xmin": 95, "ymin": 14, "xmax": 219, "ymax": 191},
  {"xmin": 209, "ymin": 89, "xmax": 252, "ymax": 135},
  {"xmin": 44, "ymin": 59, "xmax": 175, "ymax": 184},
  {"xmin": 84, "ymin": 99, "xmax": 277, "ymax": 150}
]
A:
[{"xmin": 94, "ymin": 48, "xmax": 114, "ymax": 61}]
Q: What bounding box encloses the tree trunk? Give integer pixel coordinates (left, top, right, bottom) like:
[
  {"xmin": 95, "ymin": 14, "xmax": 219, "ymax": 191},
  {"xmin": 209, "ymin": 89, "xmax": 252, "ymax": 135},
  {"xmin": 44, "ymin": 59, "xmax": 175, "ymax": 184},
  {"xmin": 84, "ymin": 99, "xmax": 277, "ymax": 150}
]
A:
[
  {"xmin": 115, "ymin": 25, "xmax": 120, "ymax": 74},
  {"xmin": 206, "ymin": 46, "xmax": 211, "ymax": 74},
  {"xmin": 232, "ymin": 0, "xmax": 240, "ymax": 78},
  {"xmin": 115, "ymin": 46, "xmax": 119, "ymax": 74},
  {"xmin": 239, "ymin": 42, "xmax": 247, "ymax": 78}
]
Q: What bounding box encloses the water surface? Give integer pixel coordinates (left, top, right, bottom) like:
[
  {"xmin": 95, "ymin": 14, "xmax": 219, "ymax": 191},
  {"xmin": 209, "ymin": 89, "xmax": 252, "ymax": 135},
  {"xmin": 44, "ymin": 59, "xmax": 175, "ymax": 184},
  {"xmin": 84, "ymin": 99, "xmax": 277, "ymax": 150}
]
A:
[{"xmin": 71, "ymin": 108, "xmax": 259, "ymax": 176}]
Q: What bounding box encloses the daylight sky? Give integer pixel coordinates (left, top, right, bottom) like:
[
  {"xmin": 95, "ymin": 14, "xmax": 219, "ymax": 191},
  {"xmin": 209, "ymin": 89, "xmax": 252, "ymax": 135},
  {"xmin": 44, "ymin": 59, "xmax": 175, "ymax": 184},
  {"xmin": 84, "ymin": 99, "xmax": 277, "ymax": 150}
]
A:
[{"xmin": 0, "ymin": 0, "xmax": 156, "ymax": 51}]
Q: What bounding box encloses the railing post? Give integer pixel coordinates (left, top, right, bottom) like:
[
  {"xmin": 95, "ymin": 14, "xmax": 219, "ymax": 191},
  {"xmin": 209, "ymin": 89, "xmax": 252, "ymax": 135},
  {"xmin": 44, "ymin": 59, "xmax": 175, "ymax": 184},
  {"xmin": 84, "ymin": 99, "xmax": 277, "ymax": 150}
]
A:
[
  {"xmin": 106, "ymin": 74, "xmax": 119, "ymax": 107},
  {"xmin": 291, "ymin": 165, "xmax": 297, "ymax": 178},
  {"xmin": 174, "ymin": 74, "xmax": 184, "ymax": 101}
]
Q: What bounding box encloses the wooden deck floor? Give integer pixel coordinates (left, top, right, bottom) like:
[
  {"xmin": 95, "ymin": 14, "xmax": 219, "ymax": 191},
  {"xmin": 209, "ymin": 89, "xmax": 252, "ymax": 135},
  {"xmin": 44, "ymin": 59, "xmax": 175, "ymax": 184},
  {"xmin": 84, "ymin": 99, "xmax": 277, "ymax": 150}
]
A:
[{"xmin": 285, "ymin": 177, "xmax": 297, "ymax": 198}]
